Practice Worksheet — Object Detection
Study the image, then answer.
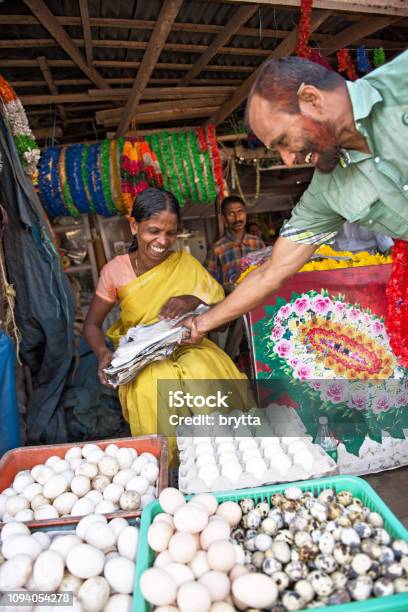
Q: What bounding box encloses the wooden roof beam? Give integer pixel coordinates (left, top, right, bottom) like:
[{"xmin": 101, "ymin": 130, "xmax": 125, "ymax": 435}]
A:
[
  {"xmin": 22, "ymin": 0, "xmax": 109, "ymax": 89},
  {"xmin": 181, "ymin": 4, "xmax": 259, "ymax": 85},
  {"xmin": 10, "ymin": 77, "xmax": 244, "ymax": 88},
  {"xmin": 115, "ymin": 0, "xmax": 183, "ymax": 137},
  {"xmin": 0, "ymin": 59, "xmax": 254, "ymax": 72},
  {"xmin": 324, "ymin": 15, "xmax": 402, "ymax": 54},
  {"xmin": 221, "ymin": 0, "xmax": 408, "ymax": 18},
  {"xmin": 208, "ymin": 9, "xmax": 331, "ymax": 126},
  {"xmin": 79, "ymin": 0, "xmax": 93, "ymax": 68},
  {"xmin": 36, "ymin": 55, "xmax": 67, "ymax": 131}
]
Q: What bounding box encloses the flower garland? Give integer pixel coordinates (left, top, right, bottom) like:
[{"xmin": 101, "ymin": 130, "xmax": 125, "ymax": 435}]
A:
[
  {"xmin": 109, "ymin": 139, "xmax": 126, "ymax": 214},
  {"xmin": 168, "ymin": 132, "xmax": 190, "ymax": 202},
  {"xmin": 186, "ymin": 130, "xmax": 206, "ymax": 202},
  {"xmin": 295, "ymin": 0, "xmax": 313, "ymax": 59},
  {"xmin": 65, "ymin": 144, "xmax": 91, "ymax": 214},
  {"xmin": 58, "ymin": 147, "xmax": 80, "ymax": 218},
  {"xmin": 147, "ymin": 134, "xmax": 171, "ymax": 192},
  {"xmin": 100, "ymin": 139, "xmax": 117, "ymax": 215},
  {"xmin": 86, "ymin": 143, "xmax": 113, "ymax": 217},
  {"xmin": 337, "ymin": 49, "xmax": 358, "ymax": 81},
  {"xmin": 206, "ymin": 125, "xmax": 224, "ymax": 198},
  {"xmin": 356, "ymin": 46, "xmax": 371, "ymax": 73},
  {"xmin": 38, "ymin": 147, "xmax": 67, "ymax": 218},
  {"xmin": 373, "ymin": 47, "xmax": 386, "ymax": 67},
  {"xmin": 178, "ymin": 132, "xmax": 199, "ymax": 204},
  {"xmin": 0, "ymin": 75, "xmax": 40, "ymax": 176},
  {"xmin": 196, "ymin": 127, "xmax": 208, "ymax": 152},
  {"xmin": 385, "ymin": 240, "xmax": 408, "ymax": 369},
  {"xmin": 121, "ymin": 139, "xmax": 149, "ymax": 215},
  {"xmin": 81, "ymin": 145, "xmax": 95, "ymax": 213}
]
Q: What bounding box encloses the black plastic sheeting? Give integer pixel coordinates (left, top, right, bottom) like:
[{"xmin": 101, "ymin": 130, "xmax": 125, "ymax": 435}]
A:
[{"xmin": 0, "ymin": 111, "xmax": 76, "ymax": 444}]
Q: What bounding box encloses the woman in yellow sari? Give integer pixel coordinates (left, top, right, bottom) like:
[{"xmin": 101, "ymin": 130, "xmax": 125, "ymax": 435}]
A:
[{"xmin": 84, "ymin": 188, "xmax": 247, "ymax": 460}]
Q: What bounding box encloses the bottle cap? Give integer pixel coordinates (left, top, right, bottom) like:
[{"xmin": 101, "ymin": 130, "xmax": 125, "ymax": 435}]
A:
[{"xmin": 319, "ymin": 416, "xmax": 328, "ymax": 424}]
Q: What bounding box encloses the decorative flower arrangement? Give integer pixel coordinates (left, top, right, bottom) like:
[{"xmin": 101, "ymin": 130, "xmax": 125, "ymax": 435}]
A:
[
  {"xmin": 295, "ymin": 0, "xmax": 313, "ymax": 59},
  {"xmin": 386, "ymin": 239, "xmax": 408, "ymax": 369},
  {"xmin": 337, "ymin": 49, "xmax": 358, "ymax": 81},
  {"xmin": 254, "ymin": 290, "xmax": 408, "ymax": 454},
  {"xmin": 0, "ymin": 75, "xmax": 40, "ymax": 175}
]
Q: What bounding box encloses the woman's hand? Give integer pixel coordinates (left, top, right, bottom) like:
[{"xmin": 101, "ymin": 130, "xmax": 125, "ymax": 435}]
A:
[
  {"xmin": 179, "ymin": 315, "xmax": 206, "ymax": 345},
  {"xmin": 97, "ymin": 348, "xmax": 114, "ymax": 386},
  {"xmin": 159, "ymin": 295, "xmax": 201, "ymax": 320}
]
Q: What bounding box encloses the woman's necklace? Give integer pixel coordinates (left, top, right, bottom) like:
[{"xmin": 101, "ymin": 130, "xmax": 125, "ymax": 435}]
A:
[{"xmin": 134, "ymin": 253, "xmax": 143, "ymax": 277}]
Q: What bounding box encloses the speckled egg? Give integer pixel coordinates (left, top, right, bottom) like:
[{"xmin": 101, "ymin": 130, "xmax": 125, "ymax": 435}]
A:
[
  {"xmin": 285, "ymin": 561, "xmax": 308, "ymax": 581},
  {"xmin": 372, "ymin": 528, "xmax": 391, "ymax": 546},
  {"xmin": 373, "ymin": 577, "xmax": 394, "ymax": 597},
  {"xmin": 271, "ymin": 541, "xmax": 291, "ymax": 564},
  {"xmin": 309, "ymin": 571, "xmax": 334, "ymax": 597},
  {"xmin": 271, "ymin": 570, "xmax": 289, "ymax": 591},
  {"xmin": 351, "ymin": 553, "xmax": 372, "ymax": 575},
  {"xmin": 262, "ymin": 557, "xmax": 283, "ymax": 576},
  {"xmin": 318, "ymin": 532, "xmax": 335, "ymax": 554},
  {"xmin": 260, "ymin": 518, "xmax": 279, "ymax": 536},
  {"xmin": 340, "ymin": 528, "xmax": 360, "ymax": 548},
  {"xmin": 282, "ymin": 591, "xmax": 305, "ymax": 611},
  {"xmin": 315, "ymin": 553, "xmax": 337, "ymax": 574},
  {"xmin": 333, "ymin": 544, "xmax": 352, "ymax": 566},
  {"xmin": 255, "ymin": 501, "xmax": 270, "ymax": 518},
  {"xmin": 337, "ymin": 491, "xmax": 353, "ymax": 506},
  {"xmin": 239, "ymin": 498, "xmax": 255, "ymax": 514},
  {"xmin": 348, "ymin": 575, "xmax": 373, "ymax": 601},
  {"xmin": 284, "ymin": 487, "xmax": 303, "ymax": 501},
  {"xmin": 294, "ymin": 579, "xmax": 315, "ymax": 603}
]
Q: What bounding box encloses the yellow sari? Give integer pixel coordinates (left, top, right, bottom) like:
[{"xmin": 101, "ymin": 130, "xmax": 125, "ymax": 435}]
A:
[{"xmin": 106, "ymin": 251, "xmax": 247, "ymax": 460}]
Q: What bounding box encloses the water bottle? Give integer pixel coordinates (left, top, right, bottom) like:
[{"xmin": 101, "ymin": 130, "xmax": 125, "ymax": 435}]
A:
[{"xmin": 315, "ymin": 416, "xmax": 338, "ymax": 463}]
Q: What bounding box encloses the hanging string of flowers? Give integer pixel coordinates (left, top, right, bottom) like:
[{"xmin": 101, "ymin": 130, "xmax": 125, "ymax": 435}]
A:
[
  {"xmin": 37, "ymin": 128, "xmax": 225, "ymax": 217},
  {"xmin": 373, "ymin": 47, "xmax": 386, "ymax": 67},
  {"xmin": 295, "ymin": 0, "xmax": 313, "ymax": 59},
  {"xmin": 337, "ymin": 49, "xmax": 358, "ymax": 81},
  {"xmin": 356, "ymin": 46, "xmax": 371, "ymax": 73},
  {"xmin": 386, "ymin": 240, "xmax": 408, "ymax": 369},
  {"xmin": 0, "ymin": 75, "xmax": 40, "ymax": 176}
]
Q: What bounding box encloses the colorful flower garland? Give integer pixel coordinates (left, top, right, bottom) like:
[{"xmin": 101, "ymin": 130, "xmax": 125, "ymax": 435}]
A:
[
  {"xmin": 100, "ymin": 139, "xmax": 117, "ymax": 216},
  {"xmin": 385, "ymin": 240, "xmax": 408, "ymax": 369},
  {"xmin": 0, "ymin": 75, "xmax": 40, "ymax": 175},
  {"xmin": 65, "ymin": 144, "xmax": 91, "ymax": 214},
  {"xmin": 58, "ymin": 147, "xmax": 80, "ymax": 218},
  {"xmin": 206, "ymin": 125, "xmax": 224, "ymax": 198},
  {"xmin": 295, "ymin": 0, "xmax": 313, "ymax": 59},
  {"xmin": 38, "ymin": 147, "xmax": 67, "ymax": 217},
  {"xmin": 337, "ymin": 49, "xmax": 358, "ymax": 81}
]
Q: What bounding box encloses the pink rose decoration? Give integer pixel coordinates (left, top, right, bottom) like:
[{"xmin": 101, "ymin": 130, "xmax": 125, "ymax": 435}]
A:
[
  {"xmin": 371, "ymin": 320, "xmax": 385, "ymax": 337},
  {"xmin": 333, "ymin": 301, "xmax": 347, "ymax": 317},
  {"xmin": 277, "ymin": 304, "xmax": 292, "ymax": 320},
  {"xmin": 362, "ymin": 314, "xmax": 372, "ymax": 327},
  {"xmin": 373, "ymin": 393, "xmax": 391, "ymax": 414},
  {"xmin": 289, "ymin": 356, "xmax": 300, "ymax": 367},
  {"xmin": 348, "ymin": 306, "xmax": 361, "ymax": 322},
  {"xmin": 311, "ymin": 295, "xmax": 332, "ymax": 315},
  {"xmin": 349, "ymin": 391, "xmax": 369, "ymax": 411},
  {"xmin": 321, "ymin": 381, "xmax": 348, "ymax": 404},
  {"xmin": 294, "ymin": 362, "xmax": 313, "ymax": 380},
  {"xmin": 310, "ymin": 380, "xmax": 323, "ymax": 390},
  {"xmin": 270, "ymin": 324, "xmax": 285, "ymax": 341},
  {"xmin": 293, "ymin": 296, "xmax": 311, "ymax": 315},
  {"xmin": 274, "ymin": 339, "xmax": 293, "ymax": 358},
  {"xmin": 396, "ymin": 392, "xmax": 408, "ymax": 406}
]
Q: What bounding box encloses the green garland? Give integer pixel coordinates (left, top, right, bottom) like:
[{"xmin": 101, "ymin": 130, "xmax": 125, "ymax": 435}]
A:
[
  {"xmin": 14, "ymin": 134, "xmax": 38, "ymax": 157},
  {"xmin": 81, "ymin": 145, "xmax": 95, "ymax": 212},
  {"xmin": 186, "ymin": 131, "xmax": 205, "ymax": 202},
  {"xmin": 178, "ymin": 132, "xmax": 199, "ymax": 204},
  {"xmin": 167, "ymin": 131, "xmax": 190, "ymax": 202},
  {"xmin": 100, "ymin": 139, "xmax": 117, "ymax": 214},
  {"xmin": 201, "ymin": 147, "xmax": 217, "ymax": 202},
  {"xmin": 159, "ymin": 132, "xmax": 183, "ymax": 204},
  {"xmin": 61, "ymin": 149, "xmax": 80, "ymax": 217}
]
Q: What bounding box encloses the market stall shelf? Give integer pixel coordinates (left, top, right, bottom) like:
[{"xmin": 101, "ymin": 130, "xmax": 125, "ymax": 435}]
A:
[{"xmin": 0, "ymin": 435, "xmax": 168, "ymax": 528}]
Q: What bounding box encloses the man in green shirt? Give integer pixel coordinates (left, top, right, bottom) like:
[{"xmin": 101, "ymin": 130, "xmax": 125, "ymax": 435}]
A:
[{"xmin": 183, "ymin": 51, "xmax": 408, "ymax": 342}]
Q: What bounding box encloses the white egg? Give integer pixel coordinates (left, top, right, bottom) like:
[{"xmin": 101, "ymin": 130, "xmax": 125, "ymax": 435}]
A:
[
  {"xmin": 104, "ymin": 444, "xmax": 119, "ymax": 457},
  {"xmin": 199, "ymin": 570, "xmax": 231, "ymax": 602},
  {"xmin": 216, "ymin": 442, "xmax": 236, "ymax": 454},
  {"xmin": 6, "ymin": 494, "xmax": 29, "ymax": 516},
  {"xmin": 14, "ymin": 509, "xmax": 34, "ymax": 522},
  {"xmin": 0, "ymin": 555, "xmax": 32, "ymax": 590},
  {"xmin": 76, "ymin": 462, "xmax": 98, "ymax": 479},
  {"xmin": 140, "ymin": 462, "xmax": 159, "ymax": 484},
  {"xmin": 217, "ymin": 452, "xmax": 238, "ymax": 466},
  {"xmin": 65, "ymin": 446, "xmax": 82, "ymax": 461},
  {"xmin": 159, "ymin": 488, "xmax": 185, "ymax": 515},
  {"xmin": 91, "ymin": 475, "xmax": 111, "ymax": 492},
  {"xmin": 85, "ymin": 490, "xmax": 103, "ymax": 504},
  {"xmin": 2, "ymin": 487, "xmax": 17, "ymax": 497},
  {"xmin": 103, "ymin": 594, "xmax": 132, "ymax": 612},
  {"xmin": 34, "ymin": 505, "xmax": 59, "ymax": 521},
  {"xmin": 81, "ymin": 444, "xmax": 100, "ymax": 459},
  {"xmin": 125, "ymin": 476, "xmax": 149, "ymax": 495},
  {"xmin": 221, "ymin": 462, "xmax": 243, "ymax": 482},
  {"xmin": 154, "ymin": 550, "xmax": 174, "ymax": 568},
  {"xmin": 117, "ymin": 525, "xmax": 139, "ymax": 560},
  {"xmin": 22, "ymin": 483, "xmax": 43, "ymax": 502},
  {"xmin": 177, "ymin": 581, "xmax": 211, "ymax": 612},
  {"xmin": 200, "ymin": 519, "xmax": 231, "ymax": 550},
  {"xmin": 207, "ymin": 541, "xmax": 235, "ymax": 572},
  {"xmin": 69, "ymin": 457, "xmax": 83, "ymax": 471},
  {"xmin": 87, "ymin": 449, "xmax": 105, "ymax": 464},
  {"xmin": 104, "ymin": 556, "xmax": 135, "ymax": 594},
  {"xmin": 245, "ymin": 457, "xmax": 267, "ymax": 479},
  {"xmin": 13, "ymin": 474, "xmax": 34, "ymax": 493},
  {"xmin": 103, "ymin": 483, "xmax": 124, "ymax": 504},
  {"xmin": 32, "ymin": 532, "xmax": 51, "ymax": 550},
  {"xmin": 98, "ymin": 456, "xmax": 119, "ymax": 478},
  {"xmin": 94, "ymin": 500, "xmax": 117, "ymax": 514},
  {"xmin": 131, "ymin": 455, "xmax": 149, "ymax": 474},
  {"xmin": 85, "ymin": 522, "xmax": 116, "ymax": 552},
  {"xmin": 45, "ymin": 455, "xmax": 60, "ymax": 467},
  {"xmin": 162, "ymin": 562, "xmax": 194, "ymax": 587},
  {"xmin": 1, "ymin": 521, "xmax": 30, "ymax": 540},
  {"xmin": 78, "ymin": 576, "xmax": 110, "ymax": 612},
  {"xmin": 127, "ymin": 447, "xmax": 138, "ymax": 460},
  {"xmin": 61, "ymin": 469, "xmax": 75, "ymax": 485},
  {"xmin": 195, "ymin": 453, "xmax": 217, "ymax": 469},
  {"xmin": 33, "ymin": 550, "xmax": 64, "ymax": 590},
  {"xmin": 191, "ymin": 494, "xmax": 218, "ymax": 515},
  {"xmin": 59, "ymin": 570, "xmax": 83, "ymax": 595},
  {"xmin": 31, "ymin": 465, "xmax": 54, "ymax": 486},
  {"xmin": 2, "ymin": 534, "xmax": 42, "ymax": 560},
  {"xmin": 43, "ymin": 475, "xmax": 68, "ymax": 500},
  {"xmin": 71, "ymin": 476, "xmax": 91, "ymax": 497},
  {"xmin": 0, "ymin": 492, "xmax": 7, "ymax": 516},
  {"xmin": 216, "ymin": 501, "xmax": 242, "ymax": 527},
  {"xmin": 76, "ymin": 514, "xmax": 107, "ymax": 539},
  {"xmin": 237, "ymin": 438, "xmax": 257, "ymax": 450},
  {"xmin": 141, "ymin": 494, "xmax": 155, "ymax": 509},
  {"xmin": 269, "ymin": 454, "xmax": 291, "ymax": 475},
  {"xmin": 113, "ymin": 469, "xmax": 136, "ymax": 487},
  {"xmin": 189, "ymin": 550, "xmax": 211, "ymax": 578},
  {"xmin": 53, "ymin": 492, "xmax": 78, "ymax": 515},
  {"xmin": 67, "ymin": 544, "xmax": 105, "ymax": 579},
  {"xmin": 263, "ymin": 445, "xmax": 284, "ymax": 459},
  {"xmin": 241, "ymin": 448, "xmax": 262, "ymax": 463},
  {"xmin": 107, "ymin": 517, "xmax": 128, "ymax": 540},
  {"xmin": 174, "ymin": 503, "xmax": 208, "ymax": 534},
  {"xmin": 195, "ymin": 442, "xmax": 214, "ymax": 456},
  {"xmin": 119, "ymin": 491, "xmax": 141, "ymax": 511},
  {"xmin": 140, "ymin": 568, "xmax": 177, "ymax": 606},
  {"xmin": 293, "ymin": 449, "xmax": 314, "ymax": 471},
  {"xmin": 168, "ymin": 531, "xmax": 197, "ymax": 563},
  {"xmin": 147, "ymin": 521, "xmax": 173, "ymax": 552},
  {"xmin": 232, "ymin": 573, "xmax": 278, "ymax": 608},
  {"xmin": 116, "ymin": 448, "xmax": 134, "ymax": 469},
  {"xmin": 153, "ymin": 513, "xmax": 175, "ymax": 528},
  {"xmin": 30, "ymin": 494, "xmax": 49, "ymax": 511},
  {"xmin": 71, "ymin": 497, "xmax": 95, "ymax": 517},
  {"xmin": 50, "ymin": 534, "xmax": 82, "ymax": 561},
  {"xmin": 197, "ymin": 465, "xmax": 220, "ymax": 488},
  {"xmin": 52, "ymin": 459, "xmax": 70, "ymax": 474}
]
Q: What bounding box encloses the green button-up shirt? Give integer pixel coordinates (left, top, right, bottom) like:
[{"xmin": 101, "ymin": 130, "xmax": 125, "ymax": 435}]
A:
[{"xmin": 281, "ymin": 50, "xmax": 408, "ymax": 245}]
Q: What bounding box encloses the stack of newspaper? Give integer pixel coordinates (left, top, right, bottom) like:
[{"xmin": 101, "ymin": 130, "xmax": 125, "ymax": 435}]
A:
[{"xmin": 104, "ymin": 305, "xmax": 208, "ymax": 387}]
